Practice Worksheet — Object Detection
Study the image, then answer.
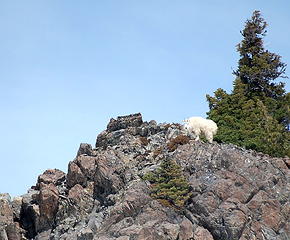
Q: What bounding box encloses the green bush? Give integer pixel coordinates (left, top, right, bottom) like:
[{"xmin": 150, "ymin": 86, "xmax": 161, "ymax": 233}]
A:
[
  {"xmin": 143, "ymin": 158, "xmax": 191, "ymax": 208},
  {"xmin": 207, "ymin": 11, "xmax": 289, "ymax": 157}
]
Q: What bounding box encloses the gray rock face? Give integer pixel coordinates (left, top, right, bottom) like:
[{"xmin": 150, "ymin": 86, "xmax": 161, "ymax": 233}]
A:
[
  {"xmin": 106, "ymin": 113, "xmax": 143, "ymax": 132},
  {"xmin": 1, "ymin": 113, "xmax": 289, "ymax": 240},
  {"xmin": 172, "ymin": 143, "xmax": 289, "ymax": 239}
]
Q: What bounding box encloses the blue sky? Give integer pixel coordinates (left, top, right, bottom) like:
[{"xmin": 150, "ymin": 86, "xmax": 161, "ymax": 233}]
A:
[{"xmin": 1, "ymin": 1, "xmax": 289, "ymax": 197}]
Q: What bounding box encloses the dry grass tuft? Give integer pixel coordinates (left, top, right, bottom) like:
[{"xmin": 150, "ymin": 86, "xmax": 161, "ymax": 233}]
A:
[
  {"xmin": 167, "ymin": 135, "xmax": 190, "ymax": 152},
  {"xmin": 139, "ymin": 137, "xmax": 150, "ymax": 146}
]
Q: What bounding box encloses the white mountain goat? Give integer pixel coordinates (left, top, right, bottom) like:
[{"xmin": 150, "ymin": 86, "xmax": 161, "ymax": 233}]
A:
[{"xmin": 182, "ymin": 117, "xmax": 218, "ymax": 143}]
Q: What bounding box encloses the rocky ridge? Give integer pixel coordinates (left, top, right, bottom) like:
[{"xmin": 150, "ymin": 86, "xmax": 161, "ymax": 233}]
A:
[{"xmin": 0, "ymin": 113, "xmax": 289, "ymax": 240}]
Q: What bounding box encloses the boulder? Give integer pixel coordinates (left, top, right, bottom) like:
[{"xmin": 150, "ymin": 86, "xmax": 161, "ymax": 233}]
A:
[
  {"xmin": 67, "ymin": 161, "xmax": 87, "ymax": 188},
  {"xmin": 178, "ymin": 217, "xmax": 194, "ymax": 240},
  {"xmin": 37, "ymin": 169, "xmax": 66, "ymax": 188},
  {"xmin": 77, "ymin": 143, "xmax": 93, "ymax": 156},
  {"xmin": 193, "ymin": 226, "xmax": 214, "ymax": 240},
  {"xmin": 68, "ymin": 184, "xmax": 94, "ymax": 215},
  {"xmin": 38, "ymin": 183, "xmax": 59, "ymax": 232},
  {"xmin": 93, "ymin": 152, "xmax": 126, "ymax": 205},
  {"xmin": 75, "ymin": 156, "xmax": 97, "ymax": 180}
]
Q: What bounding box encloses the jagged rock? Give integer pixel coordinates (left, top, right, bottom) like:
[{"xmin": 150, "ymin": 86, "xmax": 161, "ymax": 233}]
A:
[
  {"xmin": 93, "ymin": 151, "xmax": 127, "ymax": 205},
  {"xmin": 0, "ymin": 194, "xmax": 13, "ymax": 240},
  {"xmin": 193, "ymin": 226, "xmax": 214, "ymax": 240},
  {"xmin": 107, "ymin": 113, "xmax": 143, "ymax": 132},
  {"xmin": 11, "ymin": 197, "xmax": 22, "ymax": 221},
  {"xmin": 20, "ymin": 189, "xmax": 40, "ymax": 239},
  {"xmin": 172, "ymin": 142, "xmax": 289, "ymax": 239},
  {"xmin": 1, "ymin": 113, "xmax": 289, "ymax": 240},
  {"xmin": 4, "ymin": 223, "xmax": 23, "ymax": 240},
  {"xmin": 76, "ymin": 156, "xmax": 97, "ymax": 180},
  {"xmin": 159, "ymin": 222, "xmax": 180, "ymax": 239},
  {"xmin": 68, "ymin": 184, "xmax": 94, "ymax": 215},
  {"xmin": 0, "ymin": 229, "xmax": 8, "ymax": 240},
  {"xmin": 67, "ymin": 161, "xmax": 87, "ymax": 188},
  {"xmin": 66, "ymin": 155, "xmax": 98, "ymax": 190},
  {"xmin": 178, "ymin": 217, "xmax": 194, "ymax": 240},
  {"xmin": 38, "ymin": 183, "xmax": 59, "ymax": 232},
  {"xmin": 37, "ymin": 169, "xmax": 66, "ymax": 188},
  {"xmin": 96, "ymin": 113, "xmax": 148, "ymax": 149},
  {"xmin": 77, "ymin": 228, "xmax": 94, "ymax": 240},
  {"xmin": 34, "ymin": 229, "xmax": 51, "ymax": 240},
  {"xmin": 284, "ymin": 158, "xmax": 290, "ymax": 168},
  {"xmin": 0, "ymin": 194, "xmax": 22, "ymax": 240},
  {"xmin": 68, "ymin": 184, "xmax": 85, "ymax": 203},
  {"xmin": 77, "ymin": 143, "xmax": 94, "ymax": 156},
  {"xmin": 0, "ymin": 194, "xmax": 13, "ymax": 225}
]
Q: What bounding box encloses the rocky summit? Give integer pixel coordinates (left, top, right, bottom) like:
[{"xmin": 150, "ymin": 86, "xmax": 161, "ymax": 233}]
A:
[{"xmin": 0, "ymin": 113, "xmax": 289, "ymax": 240}]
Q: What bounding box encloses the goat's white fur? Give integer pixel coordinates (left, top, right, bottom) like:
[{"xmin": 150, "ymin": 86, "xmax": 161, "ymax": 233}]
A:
[{"xmin": 183, "ymin": 117, "xmax": 218, "ymax": 143}]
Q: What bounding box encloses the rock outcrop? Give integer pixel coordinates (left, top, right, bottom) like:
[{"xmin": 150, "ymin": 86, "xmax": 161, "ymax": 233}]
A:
[{"xmin": 0, "ymin": 113, "xmax": 289, "ymax": 240}]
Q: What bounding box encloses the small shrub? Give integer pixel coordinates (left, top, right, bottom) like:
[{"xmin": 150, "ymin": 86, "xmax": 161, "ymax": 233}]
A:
[
  {"xmin": 139, "ymin": 137, "xmax": 150, "ymax": 146},
  {"xmin": 157, "ymin": 199, "xmax": 173, "ymax": 208},
  {"xmin": 143, "ymin": 158, "xmax": 191, "ymax": 209},
  {"xmin": 153, "ymin": 147, "xmax": 163, "ymax": 159},
  {"xmin": 167, "ymin": 135, "xmax": 190, "ymax": 152}
]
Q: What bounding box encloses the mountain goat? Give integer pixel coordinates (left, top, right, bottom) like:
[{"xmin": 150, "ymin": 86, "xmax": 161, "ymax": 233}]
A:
[{"xmin": 183, "ymin": 117, "xmax": 218, "ymax": 143}]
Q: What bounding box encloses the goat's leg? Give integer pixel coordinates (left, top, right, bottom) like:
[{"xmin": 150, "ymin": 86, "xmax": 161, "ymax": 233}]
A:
[{"xmin": 194, "ymin": 130, "xmax": 200, "ymax": 141}]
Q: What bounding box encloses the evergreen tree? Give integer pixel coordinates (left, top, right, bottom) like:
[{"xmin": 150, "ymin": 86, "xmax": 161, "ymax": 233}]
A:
[
  {"xmin": 234, "ymin": 10, "xmax": 287, "ymax": 99},
  {"xmin": 207, "ymin": 11, "xmax": 289, "ymax": 157},
  {"xmin": 143, "ymin": 158, "xmax": 191, "ymax": 208}
]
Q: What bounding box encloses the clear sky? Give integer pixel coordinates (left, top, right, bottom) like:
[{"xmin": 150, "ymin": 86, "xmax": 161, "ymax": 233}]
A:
[{"xmin": 1, "ymin": 1, "xmax": 289, "ymax": 197}]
